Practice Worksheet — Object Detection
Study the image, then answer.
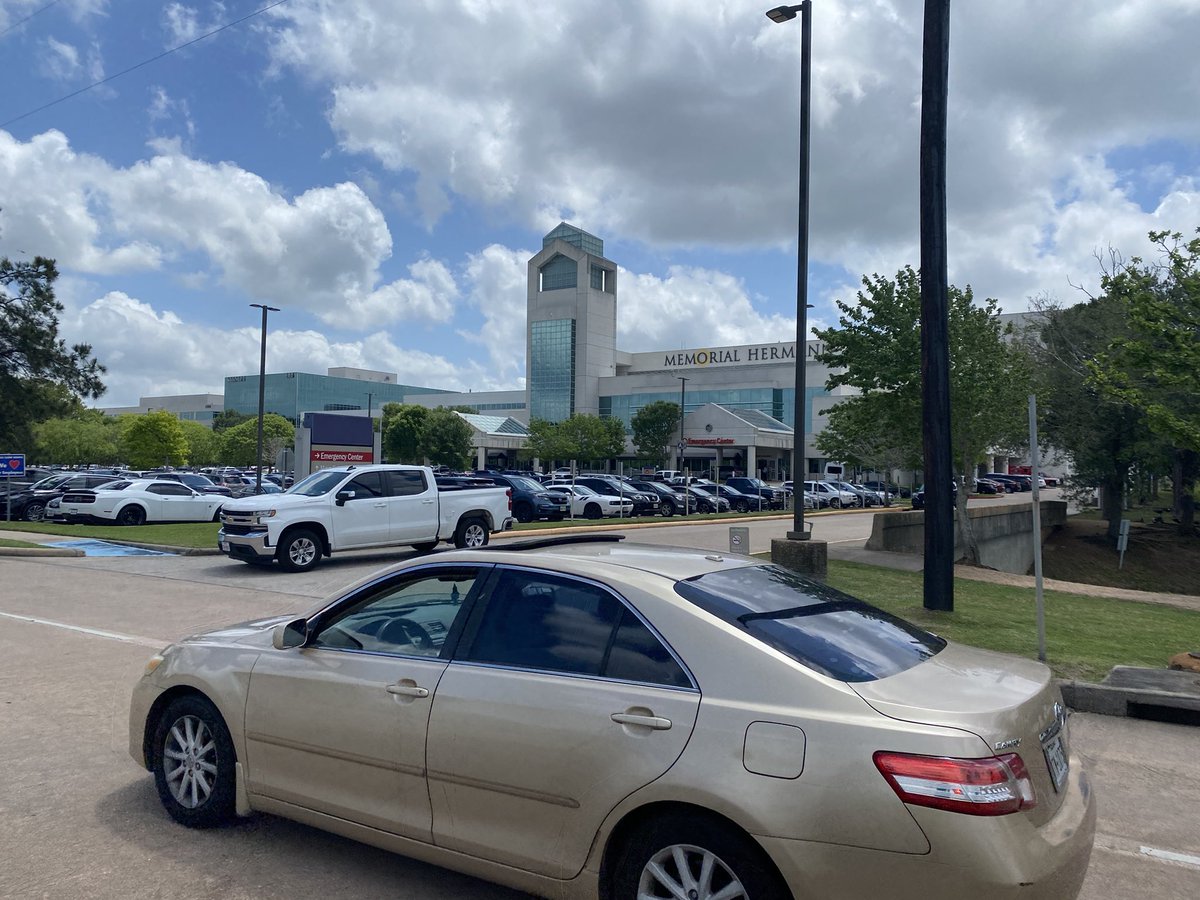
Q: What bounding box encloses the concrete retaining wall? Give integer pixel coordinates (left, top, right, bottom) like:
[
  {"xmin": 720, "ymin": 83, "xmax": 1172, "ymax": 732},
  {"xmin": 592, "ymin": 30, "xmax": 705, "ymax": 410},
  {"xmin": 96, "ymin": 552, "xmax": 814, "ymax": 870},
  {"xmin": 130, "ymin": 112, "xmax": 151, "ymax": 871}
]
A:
[{"xmin": 865, "ymin": 500, "xmax": 1067, "ymax": 575}]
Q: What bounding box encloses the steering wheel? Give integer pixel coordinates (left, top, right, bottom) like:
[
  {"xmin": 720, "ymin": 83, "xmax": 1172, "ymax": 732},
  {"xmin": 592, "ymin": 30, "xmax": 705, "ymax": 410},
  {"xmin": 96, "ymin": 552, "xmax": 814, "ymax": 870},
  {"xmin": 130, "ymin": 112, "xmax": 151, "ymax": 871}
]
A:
[{"xmin": 381, "ymin": 617, "xmax": 434, "ymax": 650}]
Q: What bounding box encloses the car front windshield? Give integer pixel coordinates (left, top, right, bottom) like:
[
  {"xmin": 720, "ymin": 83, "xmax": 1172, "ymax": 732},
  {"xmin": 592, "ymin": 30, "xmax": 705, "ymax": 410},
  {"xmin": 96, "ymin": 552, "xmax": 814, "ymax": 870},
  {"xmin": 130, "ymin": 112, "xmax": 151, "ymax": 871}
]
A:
[
  {"xmin": 507, "ymin": 476, "xmax": 543, "ymax": 493},
  {"xmin": 289, "ymin": 470, "xmax": 349, "ymax": 496},
  {"xmin": 675, "ymin": 565, "xmax": 945, "ymax": 683}
]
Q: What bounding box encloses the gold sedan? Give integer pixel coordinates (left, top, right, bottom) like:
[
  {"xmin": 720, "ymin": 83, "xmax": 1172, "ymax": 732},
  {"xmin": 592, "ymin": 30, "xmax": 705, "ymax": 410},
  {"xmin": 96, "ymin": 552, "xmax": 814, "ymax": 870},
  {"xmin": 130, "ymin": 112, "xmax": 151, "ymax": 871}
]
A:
[{"xmin": 130, "ymin": 535, "xmax": 1095, "ymax": 899}]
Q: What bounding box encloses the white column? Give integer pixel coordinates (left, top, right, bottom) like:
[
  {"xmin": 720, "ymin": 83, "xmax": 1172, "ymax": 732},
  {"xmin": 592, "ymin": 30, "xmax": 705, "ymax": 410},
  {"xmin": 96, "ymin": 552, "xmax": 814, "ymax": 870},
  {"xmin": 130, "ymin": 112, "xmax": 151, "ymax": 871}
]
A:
[
  {"xmin": 746, "ymin": 445, "xmax": 757, "ymax": 479},
  {"xmin": 476, "ymin": 446, "xmax": 487, "ymax": 470}
]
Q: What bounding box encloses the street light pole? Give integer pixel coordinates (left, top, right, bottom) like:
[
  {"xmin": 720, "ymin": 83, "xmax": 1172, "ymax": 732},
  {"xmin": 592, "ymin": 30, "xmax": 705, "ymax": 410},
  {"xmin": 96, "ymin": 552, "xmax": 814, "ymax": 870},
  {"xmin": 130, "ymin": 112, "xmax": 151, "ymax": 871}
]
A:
[
  {"xmin": 678, "ymin": 375, "xmax": 689, "ymax": 515},
  {"xmin": 767, "ymin": 2, "xmax": 811, "ymax": 540},
  {"xmin": 250, "ymin": 303, "xmax": 280, "ymax": 492}
]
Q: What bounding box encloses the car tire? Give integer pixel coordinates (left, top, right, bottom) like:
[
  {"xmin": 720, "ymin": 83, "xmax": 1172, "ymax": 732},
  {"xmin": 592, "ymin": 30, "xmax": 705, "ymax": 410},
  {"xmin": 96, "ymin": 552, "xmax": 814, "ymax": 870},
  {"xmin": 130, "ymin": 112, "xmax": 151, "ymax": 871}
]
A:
[
  {"xmin": 116, "ymin": 504, "xmax": 147, "ymax": 526},
  {"xmin": 584, "ymin": 503, "xmax": 603, "ymax": 520},
  {"xmin": 660, "ymin": 500, "xmax": 676, "ymax": 517},
  {"xmin": 829, "ymin": 497, "xmax": 841, "ymax": 509},
  {"xmin": 22, "ymin": 501, "xmax": 47, "ymax": 522},
  {"xmin": 151, "ymin": 694, "xmax": 237, "ymax": 829},
  {"xmin": 613, "ymin": 812, "xmax": 788, "ymax": 900},
  {"xmin": 411, "ymin": 541, "xmax": 438, "ymax": 554},
  {"xmin": 734, "ymin": 500, "xmax": 750, "ymax": 514},
  {"xmin": 277, "ymin": 529, "xmax": 322, "ymax": 572},
  {"xmin": 513, "ymin": 501, "xmax": 534, "ymax": 524},
  {"xmin": 454, "ymin": 516, "xmax": 489, "ymax": 548}
]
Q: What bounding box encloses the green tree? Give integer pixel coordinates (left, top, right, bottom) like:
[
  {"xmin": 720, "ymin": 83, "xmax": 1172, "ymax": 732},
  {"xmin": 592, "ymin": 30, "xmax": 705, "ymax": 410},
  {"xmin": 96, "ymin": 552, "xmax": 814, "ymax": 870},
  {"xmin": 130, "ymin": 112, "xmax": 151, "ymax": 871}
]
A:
[
  {"xmin": 417, "ymin": 408, "xmax": 474, "ymax": 468},
  {"xmin": 122, "ymin": 412, "xmax": 189, "ymax": 469},
  {"xmin": 1088, "ymin": 229, "xmax": 1200, "ymax": 532},
  {"xmin": 0, "ymin": 256, "xmax": 106, "ymax": 448},
  {"xmin": 815, "ymin": 267, "xmax": 1032, "ymax": 561},
  {"xmin": 555, "ymin": 414, "xmax": 626, "ymax": 467},
  {"xmin": 524, "ymin": 418, "xmax": 570, "ymax": 468},
  {"xmin": 179, "ymin": 420, "xmax": 223, "ymax": 467},
  {"xmin": 1026, "ymin": 296, "xmax": 1158, "ymax": 539},
  {"xmin": 381, "ymin": 403, "xmax": 430, "ymax": 463},
  {"xmin": 219, "ymin": 414, "xmax": 295, "ymax": 467},
  {"xmin": 33, "ymin": 411, "xmax": 121, "ymax": 466},
  {"xmin": 631, "ymin": 400, "xmax": 681, "ymax": 465},
  {"xmin": 211, "ymin": 409, "xmax": 254, "ymax": 433}
]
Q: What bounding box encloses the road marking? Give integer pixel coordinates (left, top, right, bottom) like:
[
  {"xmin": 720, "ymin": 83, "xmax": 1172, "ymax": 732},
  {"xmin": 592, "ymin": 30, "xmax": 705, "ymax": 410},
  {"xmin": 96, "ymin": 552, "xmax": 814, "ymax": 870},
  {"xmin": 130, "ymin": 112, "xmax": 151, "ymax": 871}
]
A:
[
  {"xmin": 0, "ymin": 611, "xmax": 166, "ymax": 648},
  {"xmin": 1140, "ymin": 846, "xmax": 1200, "ymax": 870}
]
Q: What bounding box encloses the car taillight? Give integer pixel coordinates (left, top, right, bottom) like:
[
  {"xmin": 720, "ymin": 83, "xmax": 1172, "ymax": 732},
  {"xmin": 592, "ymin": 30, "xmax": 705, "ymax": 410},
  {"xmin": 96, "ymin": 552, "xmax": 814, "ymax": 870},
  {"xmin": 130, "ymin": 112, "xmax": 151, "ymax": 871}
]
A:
[
  {"xmin": 873, "ymin": 751, "xmax": 1036, "ymax": 816},
  {"xmin": 506, "ymin": 488, "xmax": 512, "ymax": 510}
]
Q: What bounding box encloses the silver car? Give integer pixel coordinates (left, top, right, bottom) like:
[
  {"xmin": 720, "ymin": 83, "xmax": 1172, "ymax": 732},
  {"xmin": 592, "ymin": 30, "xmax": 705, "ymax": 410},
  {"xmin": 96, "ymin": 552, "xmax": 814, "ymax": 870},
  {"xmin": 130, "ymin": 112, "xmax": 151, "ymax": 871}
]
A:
[{"xmin": 130, "ymin": 536, "xmax": 1095, "ymax": 899}]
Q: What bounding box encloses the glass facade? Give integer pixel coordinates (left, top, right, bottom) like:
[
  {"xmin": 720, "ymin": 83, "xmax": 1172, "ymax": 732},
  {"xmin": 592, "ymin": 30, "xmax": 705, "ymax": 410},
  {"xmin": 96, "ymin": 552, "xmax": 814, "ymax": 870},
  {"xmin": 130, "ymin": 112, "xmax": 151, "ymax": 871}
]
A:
[
  {"xmin": 530, "ymin": 319, "xmax": 576, "ymax": 423},
  {"xmin": 224, "ymin": 372, "xmax": 450, "ymax": 424},
  {"xmin": 543, "ymin": 223, "xmax": 604, "ymax": 257},
  {"xmin": 540, "ymin": 254, "xmax": 577, "ymax": 291}
]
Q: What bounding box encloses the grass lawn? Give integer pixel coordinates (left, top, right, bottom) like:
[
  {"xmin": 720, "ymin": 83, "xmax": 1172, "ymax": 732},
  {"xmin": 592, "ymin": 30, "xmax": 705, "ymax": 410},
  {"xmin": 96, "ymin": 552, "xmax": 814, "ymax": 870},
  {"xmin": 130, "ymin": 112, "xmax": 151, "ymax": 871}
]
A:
[
  {"xmin": 0, "ymin": 520, "xmax": 220, "ymax": 549},
  {"xmin": 821, "ymin": 559, "xmax": 1200, "ymax": 682},
  {"xmin": 0, "ymin": 537, "xmax": 44, "ymax": 548}
]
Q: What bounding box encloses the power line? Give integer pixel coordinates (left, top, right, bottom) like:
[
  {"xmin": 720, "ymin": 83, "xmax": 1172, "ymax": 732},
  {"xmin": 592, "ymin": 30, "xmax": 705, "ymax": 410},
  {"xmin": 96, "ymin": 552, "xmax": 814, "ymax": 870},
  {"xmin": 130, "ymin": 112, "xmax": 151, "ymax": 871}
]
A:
[
  {"xmin": 0, "ymin": 0, "xmax": 65, "ymax": 39},
  {"xmin": 1, "ymin": 0, "xmax": 292, "ymax": 129}
]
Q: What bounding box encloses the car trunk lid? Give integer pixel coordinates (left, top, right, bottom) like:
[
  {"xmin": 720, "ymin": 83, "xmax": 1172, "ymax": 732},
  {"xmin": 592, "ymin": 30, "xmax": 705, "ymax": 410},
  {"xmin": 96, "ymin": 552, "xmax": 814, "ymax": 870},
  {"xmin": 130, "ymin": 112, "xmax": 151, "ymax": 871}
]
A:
[{"xmin": 852, "ymin": 642, "xmax": 1071, "ymax": 825}]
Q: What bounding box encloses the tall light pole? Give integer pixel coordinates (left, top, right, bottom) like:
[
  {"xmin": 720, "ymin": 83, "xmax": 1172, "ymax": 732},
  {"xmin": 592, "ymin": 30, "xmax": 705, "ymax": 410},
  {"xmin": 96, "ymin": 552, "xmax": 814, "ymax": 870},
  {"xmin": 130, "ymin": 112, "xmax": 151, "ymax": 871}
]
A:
[
  {"xmin": 767, "ymin": 2, "xmax": 811, "ymax": 540},
  {"xmin": 250, "ymin": 303, "xmax": 280, "ymax": 491},
  {"xmin": 678, "ymin": 375, "xmax": 689, "ymax": 515}
]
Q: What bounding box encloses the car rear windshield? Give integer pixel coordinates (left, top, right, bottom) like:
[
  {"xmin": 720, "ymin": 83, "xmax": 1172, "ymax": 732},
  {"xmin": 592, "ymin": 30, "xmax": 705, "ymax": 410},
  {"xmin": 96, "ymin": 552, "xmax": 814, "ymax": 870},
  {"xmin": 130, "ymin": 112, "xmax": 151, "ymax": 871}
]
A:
[{"xmin": 674, "ymin": 565, "xmax": 945, "ymax": 682}]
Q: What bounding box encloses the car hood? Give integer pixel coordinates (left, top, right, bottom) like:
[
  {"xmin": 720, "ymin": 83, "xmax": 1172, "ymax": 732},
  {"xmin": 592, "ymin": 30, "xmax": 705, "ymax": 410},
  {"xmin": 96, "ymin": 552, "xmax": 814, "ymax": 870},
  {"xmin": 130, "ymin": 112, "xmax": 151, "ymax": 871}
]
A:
[
  {"xmin": 179, "ymin": 614, "xmax": 295, "ymax": 647},
  {"xmin": 222, "ymin": 492, "xmax": 326, "ymax": 513}
]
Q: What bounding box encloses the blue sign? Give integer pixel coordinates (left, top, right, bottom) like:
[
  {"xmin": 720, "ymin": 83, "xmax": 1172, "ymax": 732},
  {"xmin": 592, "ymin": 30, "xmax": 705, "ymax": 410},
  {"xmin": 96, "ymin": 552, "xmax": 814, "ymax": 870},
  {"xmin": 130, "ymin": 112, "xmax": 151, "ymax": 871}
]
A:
[{"xmin": 0, "ymin": 454, "xmax": 25, "ymax": 477}]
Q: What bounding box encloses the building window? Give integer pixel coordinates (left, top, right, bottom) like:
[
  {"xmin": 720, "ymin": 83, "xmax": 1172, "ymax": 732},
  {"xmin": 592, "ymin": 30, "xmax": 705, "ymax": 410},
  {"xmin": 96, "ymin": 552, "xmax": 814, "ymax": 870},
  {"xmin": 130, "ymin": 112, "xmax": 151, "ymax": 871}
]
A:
[
  {"xmin": 530, "ymin": 319, "xmax": 576, "ymax": 423},
  {"xmin": 539, "ymin": 255, "xmax": 577, "ymax": 291}
]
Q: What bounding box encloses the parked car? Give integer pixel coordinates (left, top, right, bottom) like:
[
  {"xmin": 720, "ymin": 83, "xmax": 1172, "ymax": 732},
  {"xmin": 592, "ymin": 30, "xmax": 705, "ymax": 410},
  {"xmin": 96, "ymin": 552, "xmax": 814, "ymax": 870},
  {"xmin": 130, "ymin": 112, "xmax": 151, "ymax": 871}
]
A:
[
  {"xmin": 149, "ymin": 472, "xmax": 234, "ymax": 497},
  {"xmin": 725, "ymin": 476, "xmax": 785, "ymax": 510},
  {"xmin": 973, "ymin": 478, "xmax": 1004, "ymax": 495},
  {"xmin": 6, "ymin": 472, "xmax": 124, "ymax": 521},
  {"xmin": 983, "ymin": 473, "xmax": 1021, "ymax": 493},
  {"xmin": 911, "ymin": 481, "xmax": 960, "ymax": 510},
  {"xmin": 129, "ymin": 535, "xmax": 1095, "ymax": 900},
  {"xmin": 572, "ymin": 476, "xmax": 661, "ymax": 517},
  {"xmin": 803, "ymin": 480, "xmax": 857, "ymax": 509},
  {"xmin": 474, "ymin": 472, "xmax": 569, "ymax": 523},
  {"xmin": 863, "ymin": 480, "xmax": 910, "ymax": 499},
  {"xmin": 781, "ymin": 482, "xmax": 818, "ymax": 510},
  {"xmin": 681, "ymin": 486, "xmax": 730, "ymax": 513},
  {"xmin": 59, "ymin": 479, "xmax": 225, "ymax": 525},
  {"xmin": 544, "ymin": 483, "xmax": 634, "ymax": 519},
  {"xmin": 625, "ymin": 479, "xmax": 687, "ymax": 517},
  {"xmin": 827, "ymin": 481, "xmax": 874, "ymax": 508},
  {"xmin": 219, "ymin": 465, "xmax": 515, "ymax": 571},
  {"xmin": 693, "ymin": 483, "xmax": 758, "ymax": 514}
]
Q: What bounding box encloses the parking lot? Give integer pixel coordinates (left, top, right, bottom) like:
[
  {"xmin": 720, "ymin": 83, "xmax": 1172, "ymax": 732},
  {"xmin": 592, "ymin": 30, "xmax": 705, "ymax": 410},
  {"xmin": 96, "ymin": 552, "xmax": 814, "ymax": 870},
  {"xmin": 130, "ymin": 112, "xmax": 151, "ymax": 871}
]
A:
[{"xmin": 2, "ymin": 530, "xmax": 1198, "ymax": 898}]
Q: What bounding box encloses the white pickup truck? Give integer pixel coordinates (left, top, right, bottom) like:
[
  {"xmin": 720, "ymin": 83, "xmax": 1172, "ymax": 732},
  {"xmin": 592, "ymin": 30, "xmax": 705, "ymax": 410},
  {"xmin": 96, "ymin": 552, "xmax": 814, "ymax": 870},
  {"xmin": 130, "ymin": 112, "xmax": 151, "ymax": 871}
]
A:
[{"xmin": 217, "ymin": 464, "xmax": 514, "ymax": 572}]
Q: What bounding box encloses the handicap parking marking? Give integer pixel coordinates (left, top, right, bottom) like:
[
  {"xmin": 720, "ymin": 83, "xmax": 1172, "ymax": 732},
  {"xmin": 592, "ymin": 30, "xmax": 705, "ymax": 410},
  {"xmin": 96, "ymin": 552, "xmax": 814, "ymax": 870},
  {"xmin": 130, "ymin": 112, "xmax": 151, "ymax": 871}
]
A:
[{"xmin": 48, "ymin": 539, "xmax": 175, "ymax": 557}]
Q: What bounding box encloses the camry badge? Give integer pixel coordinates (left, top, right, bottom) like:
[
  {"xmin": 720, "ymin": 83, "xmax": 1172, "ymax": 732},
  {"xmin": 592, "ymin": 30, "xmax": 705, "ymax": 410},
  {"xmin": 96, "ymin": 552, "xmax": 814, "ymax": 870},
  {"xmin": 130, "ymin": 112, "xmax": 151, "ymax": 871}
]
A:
[{"xmin": 993, "ymin": 737, "xmax": 1022, "ymax": 750}]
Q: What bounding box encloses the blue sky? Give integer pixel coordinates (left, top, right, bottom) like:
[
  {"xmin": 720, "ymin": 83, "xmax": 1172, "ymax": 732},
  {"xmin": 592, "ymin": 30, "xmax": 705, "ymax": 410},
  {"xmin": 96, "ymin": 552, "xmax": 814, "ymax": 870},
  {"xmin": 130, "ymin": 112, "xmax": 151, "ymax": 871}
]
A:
[{"xmin": 1, "ymin": 0, "xmax": 1198, "ymax": 407}]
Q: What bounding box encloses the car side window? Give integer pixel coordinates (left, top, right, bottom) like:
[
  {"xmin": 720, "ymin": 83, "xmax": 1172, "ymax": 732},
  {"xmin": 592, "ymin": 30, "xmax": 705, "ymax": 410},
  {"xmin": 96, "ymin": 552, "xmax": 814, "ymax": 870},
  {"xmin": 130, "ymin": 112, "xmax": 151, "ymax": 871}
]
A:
[
  {"xmin": 461, "ymin": 570, "xmax": 692, "ymax": 687},
  {"xmin": 345, "ymin": 472, "xmax": 384, "ymax": 498},
  {"xmin": 387, "ymin": 470, "xmax": 427, "ymax": 497},
  {"xmin": 311, "ymin": 567, "xmax": 482, "ymax": 658}
]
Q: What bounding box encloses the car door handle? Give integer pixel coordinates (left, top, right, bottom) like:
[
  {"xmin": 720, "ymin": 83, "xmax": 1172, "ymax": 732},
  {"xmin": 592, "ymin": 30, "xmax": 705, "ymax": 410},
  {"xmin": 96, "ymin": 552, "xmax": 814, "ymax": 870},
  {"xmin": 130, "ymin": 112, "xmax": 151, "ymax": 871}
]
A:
[
  {"xmin": 373, "ymin": 502, "xmax": 387, "ymax": 508},
  {"xmin": 611, "ymin": 713, "xmax": 672, "ymax": 730},
  {"xmin": 421, "ymin": 498, "xmax": 435, "ymax": 504},
  {"xmin": 386, "ymin": 683, "xmax": 429, "ymax": 698}
]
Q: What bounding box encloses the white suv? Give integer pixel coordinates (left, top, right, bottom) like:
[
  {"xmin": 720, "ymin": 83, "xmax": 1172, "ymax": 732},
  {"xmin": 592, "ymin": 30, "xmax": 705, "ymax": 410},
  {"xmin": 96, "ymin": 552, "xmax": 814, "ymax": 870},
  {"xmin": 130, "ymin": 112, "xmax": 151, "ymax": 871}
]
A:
[{"xmin": 803, "ymin": 480, "xmax": 858, "ymax": 509}]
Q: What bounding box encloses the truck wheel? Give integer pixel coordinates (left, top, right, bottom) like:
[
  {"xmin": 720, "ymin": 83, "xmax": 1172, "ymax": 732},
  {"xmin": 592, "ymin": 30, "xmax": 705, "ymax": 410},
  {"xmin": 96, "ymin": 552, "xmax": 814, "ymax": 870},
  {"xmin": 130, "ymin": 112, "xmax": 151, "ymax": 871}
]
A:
[
  {"xmin": 454, "ymin": 517, "xmax": 489, "ymax": 549},
  {"xmin": 513, "ymin": 501, "xmax": 534, "ymax": 524},
  {"xmin": 278, "ymin": 529, "xmax": 322, "ymax": 572}
]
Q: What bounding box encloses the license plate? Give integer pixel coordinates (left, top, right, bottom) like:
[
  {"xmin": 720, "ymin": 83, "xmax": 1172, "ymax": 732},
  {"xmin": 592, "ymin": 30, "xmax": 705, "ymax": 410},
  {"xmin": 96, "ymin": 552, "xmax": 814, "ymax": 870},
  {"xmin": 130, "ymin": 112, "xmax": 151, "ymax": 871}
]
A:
[
  {"xmin": 219, "ymin": 541, "xmax": 230, "ymax": 552},
  {"xmin": 1043, "ymin": 733, "xmax": 1069, "ymax": 792}
]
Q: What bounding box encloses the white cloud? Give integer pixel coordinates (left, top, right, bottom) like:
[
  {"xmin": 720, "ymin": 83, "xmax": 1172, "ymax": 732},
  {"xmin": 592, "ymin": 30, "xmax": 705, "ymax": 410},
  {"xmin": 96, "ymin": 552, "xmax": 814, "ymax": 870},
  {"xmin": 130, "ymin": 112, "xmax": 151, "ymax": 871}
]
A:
[{"xmin": 38, "ymin": 37, "xmax": 81, "ymax": 82}]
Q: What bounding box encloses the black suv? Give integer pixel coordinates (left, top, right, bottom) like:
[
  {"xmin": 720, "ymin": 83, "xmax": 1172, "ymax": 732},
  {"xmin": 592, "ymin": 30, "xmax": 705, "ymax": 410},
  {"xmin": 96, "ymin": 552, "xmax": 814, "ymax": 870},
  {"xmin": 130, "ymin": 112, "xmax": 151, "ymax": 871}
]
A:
[
  {"xmin": 725, "ymin": 477, "xmax": 785, "ymax": 510},
  {"xmin": 626, "ymin": 479, "xmax": 688, "ymax": 517},
  {"xmin": 475, "ymin": 472, "xmax": 569, "ymax": 523}
]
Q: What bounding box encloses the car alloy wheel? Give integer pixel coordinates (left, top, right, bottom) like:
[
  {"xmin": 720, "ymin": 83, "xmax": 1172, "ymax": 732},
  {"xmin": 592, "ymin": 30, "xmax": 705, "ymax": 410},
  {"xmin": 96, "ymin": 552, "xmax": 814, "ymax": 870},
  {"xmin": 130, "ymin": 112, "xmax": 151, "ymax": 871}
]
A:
[
  {"xmin": 23, "ymin": 501, "xmax": 46, "ymax": 522},
  {"xmin": 454, "ymin": 517, "xmax": 489, "ymax": 548},
  {"xmin": 152, "ymin": 695, "xmax": 236, "ymax": 828},
  {"xmin": 117, "ymin": 504, "xmax": 147, "ymax": 526},
  {"xmin": 278, "ymin": 530, "xmax": 320, "ymax": 571},
  {"xmin": 638, "ymin": 844, "xmax": 747, "ymax": 900}
]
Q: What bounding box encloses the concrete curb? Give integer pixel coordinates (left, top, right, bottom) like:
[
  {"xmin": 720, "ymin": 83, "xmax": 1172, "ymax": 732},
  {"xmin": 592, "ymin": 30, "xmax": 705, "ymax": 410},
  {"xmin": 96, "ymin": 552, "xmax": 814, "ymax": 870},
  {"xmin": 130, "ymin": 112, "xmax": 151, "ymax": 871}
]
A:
[
  {"xmin": 1059, "ymin": 667, "xmax": 1200, "ymax": 721},
  {"xmin": 0, "ymin": 546, "xmax": 85, "ymax": 557}
]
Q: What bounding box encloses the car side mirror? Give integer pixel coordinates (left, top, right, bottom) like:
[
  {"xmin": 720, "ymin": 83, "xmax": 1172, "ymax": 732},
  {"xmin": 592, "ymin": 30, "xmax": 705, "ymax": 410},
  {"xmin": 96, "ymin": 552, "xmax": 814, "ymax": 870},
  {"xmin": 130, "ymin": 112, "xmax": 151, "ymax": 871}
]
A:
[
  {"xmin": 335, "ymin": 489, "xmax": 355, "ymax": 506},
  {"xmin": 272, "ymin": 618, "xmax": 309, "ymax": 650}
]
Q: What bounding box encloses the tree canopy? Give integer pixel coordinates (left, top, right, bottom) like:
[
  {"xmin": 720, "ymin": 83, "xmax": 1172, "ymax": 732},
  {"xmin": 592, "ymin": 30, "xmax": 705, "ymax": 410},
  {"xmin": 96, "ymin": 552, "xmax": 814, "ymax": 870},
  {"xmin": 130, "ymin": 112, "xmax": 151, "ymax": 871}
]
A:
[
  {"xmin": 122, "ymin": 411, "xmax": 189, "ymax": 469},
  {"xmin": 381, "ymin": 403, "xmax": 430, "ymax": 463},
  {"xmin": 631, "ymin": 400, "xmax": 680, "ymax": 465},
  {"xmin": 219, "ymin": 414, "xmax": 295, "ymax": 467},
  {"xmin": 417, "ymin": 408, "xmax": 474, "ymax": 468},
  {"xmin": 0, "ymin": 256, "xmax": 106, "ymax": 449}
]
